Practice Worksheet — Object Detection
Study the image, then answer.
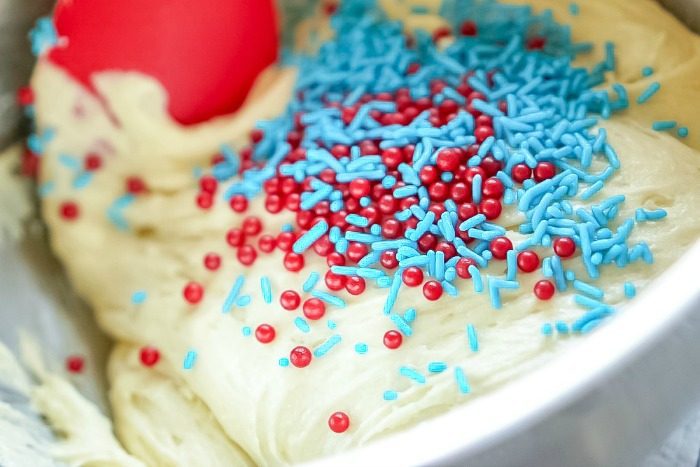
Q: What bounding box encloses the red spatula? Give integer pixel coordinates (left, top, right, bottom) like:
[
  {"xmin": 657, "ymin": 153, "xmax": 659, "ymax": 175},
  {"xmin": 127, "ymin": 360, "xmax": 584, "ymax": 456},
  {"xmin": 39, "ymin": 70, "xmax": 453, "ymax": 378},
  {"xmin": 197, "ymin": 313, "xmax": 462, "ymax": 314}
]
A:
[{"xmin": 49, "ymin": 0, "xmax": 279, "ymax": 125}]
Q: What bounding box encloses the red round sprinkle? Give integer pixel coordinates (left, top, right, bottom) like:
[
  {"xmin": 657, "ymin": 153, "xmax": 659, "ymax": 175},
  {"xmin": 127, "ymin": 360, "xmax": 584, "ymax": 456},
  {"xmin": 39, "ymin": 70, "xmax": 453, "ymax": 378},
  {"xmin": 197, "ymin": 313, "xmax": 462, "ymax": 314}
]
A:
[
  {"xmin": 489, "ymin": 236, "xmax": 513, "ymax": 260},
  {"xmin": 419, "ymin": 166, "xmax": 439, "ymax": 185},
  {"xmin": 380, "ymin": 250, "xmax": 399, "ymax": 269},
  {"xmin": 480, "ymin": 156, "xmax": 502, "ymax": 177},
  {"xmin": 229, "ymin": 194, "xmax": 248, "ymax": 213},
  {"xmin": 458, "ymin": 202, "xmax": 478, "ymax": 220},
  {"xmin": 325, "ymin": 270, "xmax": 347, "ymax": 291},
  {"xmin": 460, "ymin": 20, "xmax": 477, "ymax": 36},
  {"xmin": 226, "ymin": 228, "xmax": 245, "ymax": 247},
  {"xmin": 349, "ymin": 178, "xmax": 371, "ymax": 199},
  {"xmin": 203, "ymin": 252, "xmax": 221, "ymax": 270},
  {"xmin": 242, "ymin": 216, "xmax": 262, "ymax": 236},
  {"xmin": 183, "ymin": 282, "xmax": 204, "ymax": 304},
  {"xmin": 456, "ymin": 257, "xmax": 476, "ymax": 278},
  {"xmin": 255, "ymin": 324, "xmax": 276, "ymax": 344},
  {"xmin": 482, "ymin": 177, "xmax": 504, "ymax": 199},
  {"xmin": 84, "ymin": 153, "xmax": 102, "ymax": 171},
  {"xmin": 125, "ymin": 176, "xmax": 147, "ymax": 195},
  {"xmin": 511, "ymin": 163, "xmax": 532, "ymax": 183},
  {"xmin": 140, "ymin": 346, "xmax": 160, "ymax": 367},
  {"xmin": 450, "ymin": 182, "xmax": 470, "ymax": 203},
  {"xmin": 526, "ymin": 36, "xmax": 547, "ymax": 50},
  {"xmin": 553, "ymin": 237, "xmax": 576, "ymax": 258},
  {"xmin": 331, "ymin": 144, "xmax": 350, "ymax": 159},
  {"xmin": 417, "ymin": 233, "xmax": 437, "ymax": 252},
  {"xmin": 479, "ymin": 198, "xmax": 502, "ymax": 220},
  {"xmin": 237, "ymin": 244, "xmax": 257, "ymax": 266},
  {"xmin": 16, "ymin": 85, "xmax": 34, "ymax": 106},
  {"xmin": 258, "ymin": 234, "xmax": 276, "ymax": 253},
  {"xmin": 328, "ymin": 411, "xmax": 350, "ymax": 433},
  {"xmin": 517, "ymin": 251, "xmax": 540, "ymax": 273},
  {"xmin": 345, "ymin": 276, "xmax": 366, "ymax": 295},
  {"xmin": 280, "ymin": 290, "xmax": 301, "ymax": 310},
  {"xmin": 423, "ymin": 280, "xmax": 443, "ymax": 301},
  {"xmin": 59, "ymin": 201, "xmax": 80, "ymax": 221},
  {"xmin": 303, "ymin": 298, "xmax": 326, "ymax": 320},
  {"xmin": 199, "ymin": 175, "xmax": 218, "ymax": 194},
  {"xmin": 464, "ymin": 166, "xmax": 486, "ymax": 184},
  {"xmin": 428, "ymin": 181, "xmax": 448, "ymax": 201},
  {"xmin": 66, "ymin": 355, "xmax": 84, "ymax": 373},
  {"xmin": 534, "ymin": 280, "xmax": 555, "ymax": 300},
  {"xmin": 196, "ymin": 192, "xmax": 213, "ymax": 209},
  {"xmin": 346, "ymin": 242, "xmax": 368, "ymax": 264},
  {"xmin": 436, "ymin": 241, "xmax": 457, "ymax": 260},
  {"xmin": 383, "ymin": 330, "xmax": 403, "ymax": 349},
  {"xmin": 382, "ymin": 147, "xmax": 403, "ymax": 170},
  {"xmin": 290, "ymin": 346, "xmax": 312, "ymax": 368},
  {"xmin": 250, "ymin": 128, "xmax": 264, "ymax": 143},
  {"xmin": 277, "ymin": 232, "xmax": 296, "ymax": 252},
  {"xmin": 474, "ymin": 125, "xmax": 494, "ymax": 143},
  {"xmin": 381, "ymin": 218, "xmax": 403, "ymax": 239},
  {"xmin": 402, "ymin": 266, "xmax": 424, "ymax": 287},
  {"xmin": 534, "ymin": 162, "xmax": 556, "ymax": 182},
  {"xmin": 327, "ymin": 252, "xmax": 346, "ymax": 267},
  {"xmin": 436, "ymin": 148, "xmax": 460, "ymax": 172}
]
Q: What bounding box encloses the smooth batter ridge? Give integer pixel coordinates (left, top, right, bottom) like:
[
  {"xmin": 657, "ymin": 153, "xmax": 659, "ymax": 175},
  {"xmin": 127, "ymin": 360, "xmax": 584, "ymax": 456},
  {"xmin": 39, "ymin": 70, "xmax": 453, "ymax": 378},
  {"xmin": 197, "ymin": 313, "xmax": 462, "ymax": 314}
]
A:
[{"xmin": 31, "ymin": 0, "xmax": 700, "ymax": 465}]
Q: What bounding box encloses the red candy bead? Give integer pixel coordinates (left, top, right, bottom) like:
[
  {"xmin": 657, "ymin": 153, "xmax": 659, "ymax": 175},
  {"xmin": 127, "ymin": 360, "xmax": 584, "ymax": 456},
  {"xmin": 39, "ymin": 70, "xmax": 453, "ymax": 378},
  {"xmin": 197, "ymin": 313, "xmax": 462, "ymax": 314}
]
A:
[
  {"xmin": 290, "ymin": 346, "xmax": 312, "ymax": 368},
  {"xmin": 423, "ymin": 280, "xmax": 443, "ymax": 301},
  {"xmin": 125, "ymin": 176, "xmax": 147, "ymax": 195},
  {"xmin": 326, "ymin": 252, "xmax": 346, "ymax": 267},
  {"xmin": 534, "ymin": 162, "xmax": 556, "ymax": 182},
  {"xmin": 345, "ymin": 276, "xmax": 366, "ymax": 295},
  {"xmin": 280, "ymin": 290, "xmax": 301, "ymax": 310},
  {"xmin": 534, "ymin": 280, "xmax": 555, "ymax": 300},
  {"xmin": 303, "ymin": 298, "xmax": 326, "ymax": 320},
  {"xmin": 419, "ymin": 166, "xmax": 439, "ymax": 185},
  {"xmin": 183, "ymin": 282, "xmax": 204, "ymax": 304},
  {"xmin": 258, "ymin": 234, "xmax": 276, "ymax": 253},
  {"xmin": 277, "ymin": 232, "xmax": 296, "ymax": 252},
  {"xmin": 284, "ymin": 251, "xmax": 304, "ymax": 272},
  {"xmin": 511, "ymin": 163, "xmax": 532, "ymax": 183},
  {"xmin": 436, "ymin": 148, "xmax": 460, "ymax": 172},
  {"xmin": 482, "ymin": 177, "xmax": 504, "ymax": 199},
  {"xmin": 328, "ymin": 411, "xmax": 350, "ymax": 434},
  {"xmin": 226, "ymin": 228, "xmax": 245, "ymax": 247},
  {"xmin": 66, "ymin": 355, "xmax": 84, "ymax": 373},
  {"xmin": 417, "ymin": 233, "xmax": 437, "ymax": 252},
  {"xmin": 458, "ymin": 202, "xmax": 478, "ymax": 220},
  {"xmin": 349, "ymin": 178, "xmax": 371, "ymax": 199},
  {"xmin": 460, "ymin": 20, "xmax": 477, "ymax": 36},
  {"xmin": 242, "ymin": 216, "xmax": 262, "ymax": 236},
  {"xmin": 196, "ymin": 192, "xmax": 213, "ymax": 209},
  {"xmin": 84, "ymin": 153, "xmax": 102, "ymax": 171},
  {"xmin": 474, "ymin": 125, "xmax": 494, "ymax": 143},
  {"xmin": 456, "ymin": 257, "xmax": 475, "ymax": 278},
  {"xmin": 479, "ymin": 198, "xmax": 502, "ymax": 220},
  {"xmin": 59, "ymin": 201, "xmax": 80, "ymax": 221},
  {"xmin": 199, "ymin": 175, "xmax": 218, "ymax": 194},
  {"xmin": 553, "ymin": 237, "xmax": 576, "ymax": 258},
  {"xmin": 255, "ymin": 324, "xmax": 276, "ymax": 344},
  {"xmin": 380, "ymin": 250, "xmax": 399, "ymax": 269},
  {"xmin": 402, "ymin": 267, "xmax": 424, "ymax": 287},
  {"xmin": 229, "ymin": 194, "xmax": 248, "ymax": 212},
  {"xmin": 381, "ymin": 218, "xmax": 403, "ymax": 239},
  {"xmin": 517, "ymin": 251, "xmax": 540, "ymax": 273},
  {"xmin": 489, "ymin": 236, "xmax": 513, "ymax": 260},
  {"xmin": 203, "ymin": 252, "xmax": 221, "ymax": 270},
  {"xmin": 383, "ymin": 330, "xmax": 403, "ymax": 349},
  {"xmin": 265, "ymin": 194, "xmax": 283, "ymax": 213},
  {"xmin": 346, "ymin": 242, "xmax": 368, "ymax": 264},
  {"xmin": 140, "ymin": 346, "xmax": 160, "ymax": 367},
  {"xmin": 237, "ymin": 244, "xmax": 257, "ymax": 266},
  {"xmin": 325, "ymin": 270, "xmax": 347, "ymax": 291}
]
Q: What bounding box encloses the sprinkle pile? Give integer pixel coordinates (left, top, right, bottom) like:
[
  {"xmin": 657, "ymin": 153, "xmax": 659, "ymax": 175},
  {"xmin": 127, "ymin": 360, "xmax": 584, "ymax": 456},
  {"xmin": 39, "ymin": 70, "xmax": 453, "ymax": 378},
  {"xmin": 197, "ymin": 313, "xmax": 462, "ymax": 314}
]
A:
[{"xmin": 25, "ymin": 0, "xmax": 686, "ymax": 436}]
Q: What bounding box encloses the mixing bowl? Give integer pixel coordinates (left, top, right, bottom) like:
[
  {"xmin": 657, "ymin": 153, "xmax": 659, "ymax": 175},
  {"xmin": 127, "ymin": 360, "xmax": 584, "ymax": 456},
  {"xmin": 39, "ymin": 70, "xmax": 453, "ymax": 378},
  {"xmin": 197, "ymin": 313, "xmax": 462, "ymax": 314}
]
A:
[{"xmin": 1, "ymin": 1, "xmax": 699, "ymax": 466}]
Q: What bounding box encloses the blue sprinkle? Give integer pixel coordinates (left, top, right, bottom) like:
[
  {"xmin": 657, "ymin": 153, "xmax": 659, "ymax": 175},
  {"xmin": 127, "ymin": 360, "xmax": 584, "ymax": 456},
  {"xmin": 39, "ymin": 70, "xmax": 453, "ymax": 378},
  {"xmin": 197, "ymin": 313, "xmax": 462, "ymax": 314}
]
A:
[
  {"xmin": 383, "ymin": 390, "xmax": 398, "ymax": 401},
  {"xmin": 355, "ymin": 343, "xmax": 368, "ymax": 355},
  {"xmin": 360, "ymin": 196, "xmax": 371, "ymax": 207},
  {"xmin": 403, "ymin": 308, "xmax": 417, "ymax": 323},
  {"xmin": 183, "ymin": 350, "xmax": 197, "ymax": 370},
  {"xmin": 580, "ymin": 180, "xmax": 604, "ymax": 200},
  {"xmin": 541, "ymin": 323, "xmax": 554, "ymax": 336},
  {"xmin": 222, "ymin": 275, "xmax": 245, "ymax": 313},
  {"xmin": 555, "ymin": 321, "xmax": 570, "ymax": 334},
  {"xmin": 383, "ymin": 272, "xmax": 402, "ymax": 315},
  {"xmin": 472, "ymin": 174, "xmax": 483, "ymax": 203},
  {"xmin": 652, "ymin": 120, "xmax": 677, "ymax": 131},
  {"xmin": 454, "ymin": 367, "xmax": 470, "ymax": 394},
  {"xmin": 241, "ymin": 326, "xmax": 252, "ymax": 337},
  {"xmin": 314, "ymin": 334, "xmax": 342, "ymax": 357},
  {"xmin": 294, "ymin": 317, "xmax": 311, "ymax": 333},
  {"xmin": 399, "ymin": 366, "xmax": 426, "ymax": 384},
  {"xmin": 573, "ymin": 280, "xmax": 604, "ymax": 299},
  {"xmin": 302, "ymin": 271, "xmax": 320, "ymax": 292},
  {"xmin": 131, "ymin": 291, "xmax": 147, "ymax": 304},
  {"xmin": 327, "ymin": 320, "xmax": 337, "ymax": 330},
  {"xmin": 569, "ymin": 3, "xmax": 580, "ymax": 15},
  {"xmin": 235, "ymin": 295, "xmax": 251, "ymax": 307},
  {"xmin": 637, "ymin": 82, "xmax": 660, "ymax": 104},
  {"xmin": 293, "ymin": 219, "xmax": 328, "ymax": 254},
  {"xmin": 624, "ymin": 282, "xmax": 636, "ymax": 298},
  {"xmin": 281, "ymin": 223, "xmax": 294, "ymax": 233},
  {"xmin": 469, "ymin": 265, "xmax": 484, "ymax": 293},
  {"xmin": 278, "ymin": 358, "xmax": 290, "ymax": 367},
  {"xmin": 635, "ymin": 208, "xmax": 667, "ymax": 222},
  {"xmin": 346, "ymin": 214, "xmax": 369, "ymax": 227},
  {"xmin": 311, "ymin": 290, "xmax": 346, "ymax": 308},
  {"xmin": 641, "ymin": 66, "xmax": 653, "ymax": 77},
  {"xmin": 506, "ymin": 249, "xmax": 517, "ymax": 281},
  {"xmin": 260, "ymin": 276, "xmax": 272, "ymax": 304},
  {"xmin": 466, "ymin": 324, "xmax": 479, "ymax": 352},
  {"xmin": 428, "ymin": 362, "xmax": 448, "ymax": 373},
  {"xmin": 678, "ymin": 127, "xmax": 689, "ymax": 138}
]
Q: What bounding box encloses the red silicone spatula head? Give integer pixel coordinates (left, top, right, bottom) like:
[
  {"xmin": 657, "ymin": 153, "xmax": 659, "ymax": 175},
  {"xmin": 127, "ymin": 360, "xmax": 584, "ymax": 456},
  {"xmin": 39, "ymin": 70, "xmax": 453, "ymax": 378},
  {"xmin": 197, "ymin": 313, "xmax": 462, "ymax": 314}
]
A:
[{"xmin": 49, "ymin": 0, "xmax": 279, "ymax": 125}]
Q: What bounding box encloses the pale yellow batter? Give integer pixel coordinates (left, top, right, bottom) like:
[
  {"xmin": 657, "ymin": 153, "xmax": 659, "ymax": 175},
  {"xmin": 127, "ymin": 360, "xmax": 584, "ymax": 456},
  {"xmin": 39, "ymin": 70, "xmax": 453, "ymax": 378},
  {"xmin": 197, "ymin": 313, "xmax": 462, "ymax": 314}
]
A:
[{"xmin": 29, "ymin": 0, "xmax": 700, "ymax": 465}]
